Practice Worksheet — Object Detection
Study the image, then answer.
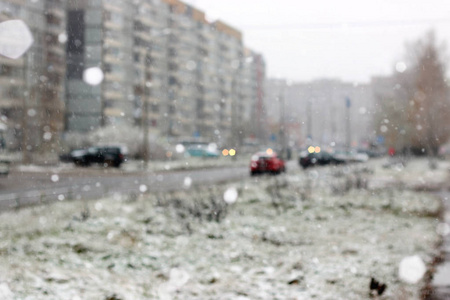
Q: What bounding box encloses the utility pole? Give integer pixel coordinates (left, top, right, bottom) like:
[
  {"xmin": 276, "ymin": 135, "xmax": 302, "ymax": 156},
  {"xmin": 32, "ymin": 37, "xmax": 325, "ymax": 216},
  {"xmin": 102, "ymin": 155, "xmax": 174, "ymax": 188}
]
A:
[
  {"xmin": 141, "ymin": 52, "xmax": 150, "ymax": 168},
  {"xmin": 345, "ymin": 97, "xmax": 351, "ymax": 152},
  {"xmin": 330, "ymin": 104, "xmax": 336, "ymax": 146},
  {"xmin": 306, "ymin": 98, "xmax": 312, "ymax": 145},
  {"xmin": 279, "ymin": 87, "xmax": 286, "ymax": 158},
  {"xmin": 22, "ymin": 52, "xmax": 31, "ymax": 164},
  {"xmin": 231, "ymin": 76, "xmax": 237, "ymax": 148}
]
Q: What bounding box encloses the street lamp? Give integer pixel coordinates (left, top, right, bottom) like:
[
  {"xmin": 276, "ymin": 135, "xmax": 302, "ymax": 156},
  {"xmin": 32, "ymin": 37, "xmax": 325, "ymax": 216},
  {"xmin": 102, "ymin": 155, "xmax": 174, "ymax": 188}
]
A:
[
  {"xmin": 141, "ymin": 55, "xmax": 150, "ymax": 168},
  {"xmin": 22, "ymin": 51, "xmax": 32, "ymax": 164},
  {"xmin": 306, "ymin": 98, "xmax": 312, "ymax": 145},
  {"xmin": 278, "ymin": 86, "xmax": 287, "ymax": 159},
  {"xmin": 345, "ymin": 97, "xmax": 351, "ymax": 152}
]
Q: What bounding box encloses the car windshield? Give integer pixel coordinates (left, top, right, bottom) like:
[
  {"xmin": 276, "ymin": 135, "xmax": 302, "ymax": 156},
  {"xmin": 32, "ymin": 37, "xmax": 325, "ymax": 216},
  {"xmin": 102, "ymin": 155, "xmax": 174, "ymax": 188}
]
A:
[
  {"xmin": 88, "ymin": 147, "xmax": 98, "ymax": 153},
  {"xmin": 0, "ymin": 0, "xmax": 450, "ymax": 298}
]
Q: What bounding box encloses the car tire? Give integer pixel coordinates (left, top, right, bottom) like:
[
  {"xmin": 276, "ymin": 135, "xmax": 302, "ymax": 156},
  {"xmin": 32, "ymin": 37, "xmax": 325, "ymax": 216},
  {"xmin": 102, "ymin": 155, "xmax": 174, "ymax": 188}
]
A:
[
  {"xmin": 104, "ymin": 159, "xmax": 114, "ymax": 167},
  {"xmin": 74, "ymin": 159, "xmax": 89, "ymax": 167}
]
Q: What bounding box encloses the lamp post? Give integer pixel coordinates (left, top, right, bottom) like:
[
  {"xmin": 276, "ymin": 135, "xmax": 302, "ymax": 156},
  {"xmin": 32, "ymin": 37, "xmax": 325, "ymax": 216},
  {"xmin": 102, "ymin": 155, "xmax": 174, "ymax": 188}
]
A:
[
  {"xmin": 22, "ymin": 52, "xmax": 31, "ymax": 164},
  {"xmin": 140, "ymin": 29, "xmax": 171, "ymax": 168},
  {"xmin": 141, "ymin": 53, "xmax": 150, "ymax": 168},
  {"xmin": 345, "ymin": 97, "xmax": 351, "ymax": 152},
  {"xmin": 306, "ymin": 98, "xmax": 312, "ymax": 146},
  {"xmin": 279, "ymin": 88, "xmax": 286, "ymax": 159}
]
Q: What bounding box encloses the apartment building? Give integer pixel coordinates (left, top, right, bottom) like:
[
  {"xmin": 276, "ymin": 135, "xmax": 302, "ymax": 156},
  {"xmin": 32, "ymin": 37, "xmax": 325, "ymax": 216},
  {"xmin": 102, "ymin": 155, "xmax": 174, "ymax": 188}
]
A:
[
  {"xmin": 164, "ymin": 0, "xmax": 201, "ymax": 138},
  {"xmin": 63, "ymin": 0, "xmax": 263, "ymax": 148},
  {"xmin": 0, "ymin": 0, "xmax": 66, "ymax": 159},
  {"xmin": 211, "ymin": 20, "xmax": 243, "ymax": 146},
  {"xmin": 195, "ymin": 14, "xmax": 217, "ymax": 139},
  {"xmin": 162, "ymin": 0, "xmax": 246, "ymax": 145},
  {"xmin": 66, "ymin": 0, "xmax": 135, "ymax": 131},
  {"xmin": 133, "ymin": 0, "xmax": 170, "ymax": 137}
]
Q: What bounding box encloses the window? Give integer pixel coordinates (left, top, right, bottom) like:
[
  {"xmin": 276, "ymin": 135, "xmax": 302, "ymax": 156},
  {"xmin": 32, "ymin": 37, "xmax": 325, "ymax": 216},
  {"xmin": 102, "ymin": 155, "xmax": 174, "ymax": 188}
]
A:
[
  {"xmin": 133, "ymin": 53, "xmax": 140, "ymax": 63},
  {"xmin": 105, "ymin": 11, "xmax": 124, "ymax": 26},
  {"xmin": 151, "ymin": 103, "xmax": 159, "ymax": 112},
  {"xmin": 169, "ymin": 76, "xmax": 177, "ymax": 86},
  {"xmin": 85, "ymin": 28, "xmax": 102, "ymax": 43}
]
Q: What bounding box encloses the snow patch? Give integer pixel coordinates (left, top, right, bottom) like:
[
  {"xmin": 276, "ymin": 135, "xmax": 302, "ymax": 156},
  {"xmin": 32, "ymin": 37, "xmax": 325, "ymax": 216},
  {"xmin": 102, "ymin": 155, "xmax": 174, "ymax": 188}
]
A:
[
  {"xmin": 399, "ymin": 255, "xmax": 426, "ymax": 284},
  {"xmin": 223, "ymin": 187, "xmax": 238, "ymax": 204},
  {"xmin": 83, "ymin": 67, "xmax": 104, "ymax": 86}
]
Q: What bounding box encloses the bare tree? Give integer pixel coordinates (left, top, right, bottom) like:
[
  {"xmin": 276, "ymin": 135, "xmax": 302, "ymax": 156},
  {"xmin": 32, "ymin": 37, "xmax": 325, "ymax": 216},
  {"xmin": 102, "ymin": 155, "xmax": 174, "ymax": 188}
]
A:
[
  {"xmin": 406, "ymin": 31, "xmax": 450, "ymax": 155},
  {"xmin": 374, "ymin": 31, "xmax": 450, "ymax": 155}
]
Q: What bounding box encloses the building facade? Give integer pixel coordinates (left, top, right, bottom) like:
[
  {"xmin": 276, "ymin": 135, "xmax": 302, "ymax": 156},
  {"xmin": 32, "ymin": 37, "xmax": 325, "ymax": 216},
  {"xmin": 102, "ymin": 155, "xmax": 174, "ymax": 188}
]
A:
[
  {"xmin": 242, "ymin": 49, "xmax": 267, "ymax": 144},
  {"xmin": 0, "ymin": 0, "xmax": 67, "ymax": 162},
  {"xmin": 265, "ymin": 78, "xmax": 374, "ymax": 149},
  {"xmin": 0, "ymin": 0, "xmax": 266, "ymax": 159},
  {"xmin": 64, "ymin": 0, "xmax": 256, "ymax": 147},
  {"xmin": 133, "ymin": 0, "xmax": 170, "ymax": 138},
  {"xmin": 66, "ymin": 0, "xmax": 135, "ymax": 131}
]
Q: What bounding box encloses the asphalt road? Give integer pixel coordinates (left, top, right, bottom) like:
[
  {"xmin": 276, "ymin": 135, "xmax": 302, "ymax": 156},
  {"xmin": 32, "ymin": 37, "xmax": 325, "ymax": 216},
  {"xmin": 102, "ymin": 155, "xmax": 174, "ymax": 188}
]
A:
[
  {"xmin": 0, "ymin": 160, "xmax": 300, "ymax": 211},
  {"xmin": 0, "ymin": 165, "xmax": 251, "ymax": 210}
]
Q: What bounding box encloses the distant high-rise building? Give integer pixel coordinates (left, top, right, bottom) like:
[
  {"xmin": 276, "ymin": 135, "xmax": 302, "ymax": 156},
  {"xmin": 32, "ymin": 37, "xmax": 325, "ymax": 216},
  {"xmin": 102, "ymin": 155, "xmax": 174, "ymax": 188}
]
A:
[{"xmin": 265, "ymin": 78, "xmax": 374, "ymax": 148}]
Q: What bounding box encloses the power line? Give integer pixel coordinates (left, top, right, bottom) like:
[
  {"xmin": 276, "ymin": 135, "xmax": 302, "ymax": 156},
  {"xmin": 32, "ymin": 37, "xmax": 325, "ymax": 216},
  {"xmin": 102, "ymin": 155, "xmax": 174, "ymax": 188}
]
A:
[{"xmin": 240, "ymin": 18, "xmax": 450, "ymax": 30}]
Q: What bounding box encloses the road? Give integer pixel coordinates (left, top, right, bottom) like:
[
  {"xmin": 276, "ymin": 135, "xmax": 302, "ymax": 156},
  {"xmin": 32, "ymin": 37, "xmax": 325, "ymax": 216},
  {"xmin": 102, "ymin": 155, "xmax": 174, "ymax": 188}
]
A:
[
  {"xmin": 0, "ymin": 161, "xmax": 298, "ymax": 210},
  {"xmin": 0, "ymin": 166, "xmax": 248, "ymax": 210}
]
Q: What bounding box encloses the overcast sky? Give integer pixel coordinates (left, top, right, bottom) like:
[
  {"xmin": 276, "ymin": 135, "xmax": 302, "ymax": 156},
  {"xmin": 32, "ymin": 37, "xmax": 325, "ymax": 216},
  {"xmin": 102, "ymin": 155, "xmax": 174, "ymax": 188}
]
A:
[{"xmin": 184, "ymin": 0, "xmax": 450, "ymax": 83}]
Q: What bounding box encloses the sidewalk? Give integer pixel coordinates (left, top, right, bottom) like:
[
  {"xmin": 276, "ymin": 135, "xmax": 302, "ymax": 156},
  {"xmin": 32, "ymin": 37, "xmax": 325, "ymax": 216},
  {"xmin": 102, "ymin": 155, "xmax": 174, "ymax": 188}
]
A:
[
  {"xmin": 429, "ymin": 191, "xmax": 450, "ymax": 299},
  {"xmin": 11, "ymin": 156, "xmax": 249, "ymax": 175}
]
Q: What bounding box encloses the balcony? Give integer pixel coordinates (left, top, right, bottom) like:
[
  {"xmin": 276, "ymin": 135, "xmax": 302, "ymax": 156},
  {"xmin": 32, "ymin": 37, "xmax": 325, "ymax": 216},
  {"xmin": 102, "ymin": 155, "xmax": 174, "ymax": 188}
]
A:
[
  {"xmin": 105, "ymin": 72, "xmax": 123, "ymax": 83},
  {"xmin": 46, "ymin": 7, "xmax": 65, "ymax": 19},
  {"xmin": 47, "ymin": 43, "xmax": 65, "ymax": 57},
  {"xmin": 104, "ymin": 38, "xmax": 122, "ymax": 48},
  {"xmin": 203, "ymin": 105, "xmax": 215, "ymax": 115},
  {"xmin": 135, "ymin": 15, "xmax": 158, "ymax": 28},
  {"xmin": 134, "ymin": 31, "xmax": 152, "ymax": 42},
  {"xmin": 104, "ymin": 55, "xmax": 124, "ymax": 66},
  {"xmin": 104, "ymin": 3, "xmax": 122, "ymax": 13},
  {"xmin": 103, "ymin": 90, "xmax": 123, "ymax": 101},
  {"xmin": 104, "ymin": 21, "xmax": 122, "ymax": 31}
]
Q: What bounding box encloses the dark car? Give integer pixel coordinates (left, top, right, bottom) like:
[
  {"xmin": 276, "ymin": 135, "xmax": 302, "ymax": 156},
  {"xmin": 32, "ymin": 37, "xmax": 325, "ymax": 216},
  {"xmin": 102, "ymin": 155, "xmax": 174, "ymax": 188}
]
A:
[
  {"xmin": 0, "ymin": 160, "xmax": 10, "ymax": 177},
  {"xmin": 71, "ymin": 146, "xmax": 125, "ymax": 168},
  {"xmin": 250, "ymin": 151, "xmax": 286, "ymax": 175},
  {"xmin": 299, "ymin": 151, "xmax": 345, "ymax": 169}
]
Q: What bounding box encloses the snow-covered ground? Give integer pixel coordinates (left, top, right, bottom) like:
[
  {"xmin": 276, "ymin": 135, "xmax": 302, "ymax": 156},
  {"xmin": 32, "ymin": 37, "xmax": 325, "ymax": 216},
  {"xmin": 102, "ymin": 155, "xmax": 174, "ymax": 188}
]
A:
[{"xmin": 0, "ymin": 158, "xmax": 448, "ymax": 299}]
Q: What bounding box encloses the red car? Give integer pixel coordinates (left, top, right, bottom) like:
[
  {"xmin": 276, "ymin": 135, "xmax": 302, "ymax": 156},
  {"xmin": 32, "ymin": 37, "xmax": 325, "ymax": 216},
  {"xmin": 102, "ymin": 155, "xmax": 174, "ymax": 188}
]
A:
[{"xmin": 250, "ymin": 151, "xmax": 286, "ymax": 175}]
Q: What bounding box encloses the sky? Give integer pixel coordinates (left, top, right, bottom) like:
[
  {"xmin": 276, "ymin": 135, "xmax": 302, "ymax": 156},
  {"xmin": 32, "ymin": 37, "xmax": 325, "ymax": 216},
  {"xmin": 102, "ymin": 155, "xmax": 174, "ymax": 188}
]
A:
[{"xmin": 184, "ymin": 0, "xmax": 450, "ymax": 83}]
